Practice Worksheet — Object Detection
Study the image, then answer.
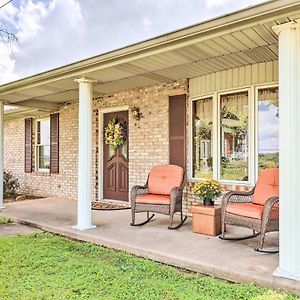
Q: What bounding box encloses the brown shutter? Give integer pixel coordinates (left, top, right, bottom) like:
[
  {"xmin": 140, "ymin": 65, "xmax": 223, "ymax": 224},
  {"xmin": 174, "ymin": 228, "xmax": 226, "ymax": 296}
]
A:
[
  {"xmin": 24, "ymin": 118, "xmax": 33, "ymax": 173},
  {"xmin": 50, "ymin": 113, "xmax": 59, "ymax": 174},
  {"xmin": 169, "ymin": 94, "xmax": 186, "ymax": 169}
]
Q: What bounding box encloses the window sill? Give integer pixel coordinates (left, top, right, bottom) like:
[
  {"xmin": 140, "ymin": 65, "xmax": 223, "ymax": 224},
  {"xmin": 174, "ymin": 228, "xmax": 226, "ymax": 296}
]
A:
[{"xmin": 188, "ymin": 177, "xmax": 251, "ymax": 186}]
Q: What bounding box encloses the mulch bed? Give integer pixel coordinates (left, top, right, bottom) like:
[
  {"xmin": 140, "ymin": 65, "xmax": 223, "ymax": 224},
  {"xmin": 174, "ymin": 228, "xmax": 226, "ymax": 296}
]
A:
[{"xmin": 91, "ymin": 202, "xmax": 131, "ymax": 211}]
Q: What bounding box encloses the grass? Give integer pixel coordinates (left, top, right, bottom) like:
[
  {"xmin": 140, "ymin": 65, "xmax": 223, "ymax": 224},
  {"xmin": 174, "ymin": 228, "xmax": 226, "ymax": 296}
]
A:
[{"xmin": 0, "ymin": 233, "xmax": 297, "ymax": 300}]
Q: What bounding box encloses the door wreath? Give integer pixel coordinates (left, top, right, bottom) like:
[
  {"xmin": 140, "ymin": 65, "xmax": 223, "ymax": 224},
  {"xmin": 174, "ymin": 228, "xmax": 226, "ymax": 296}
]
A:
[{"xmin": 104, "ymin": 118, "xmax": 128, "ymax": 150}]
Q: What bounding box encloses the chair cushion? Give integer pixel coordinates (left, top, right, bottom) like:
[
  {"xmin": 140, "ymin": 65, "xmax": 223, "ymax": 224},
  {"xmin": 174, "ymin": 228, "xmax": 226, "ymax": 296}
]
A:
[
  {"xmin": 226, "ymin": 203, "xmax": 278, "ymax": 220},
  {"xmin": 148, "ymin": 165, "xmax": 183, "ymax": 195},
  {"xmin": 226, "ymin": 203, "xmax": 264, "ymax": 219},
  {"xmin": 136, "ymin": 194, "xmax": 170, "ymax": 205},
  {"xmin": 252, "ymin": 168, "xmax": 279, "ymax": 206}
]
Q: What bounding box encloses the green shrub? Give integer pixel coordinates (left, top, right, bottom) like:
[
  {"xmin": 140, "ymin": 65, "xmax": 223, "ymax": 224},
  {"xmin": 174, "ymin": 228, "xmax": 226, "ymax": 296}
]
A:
[
  {"xmin": 0, "ymin": 217, "xmax": 12, "ymax": 224},
  {"xmin": 4, "ymin": 171, "xmax": 20, "ymax": 199}
]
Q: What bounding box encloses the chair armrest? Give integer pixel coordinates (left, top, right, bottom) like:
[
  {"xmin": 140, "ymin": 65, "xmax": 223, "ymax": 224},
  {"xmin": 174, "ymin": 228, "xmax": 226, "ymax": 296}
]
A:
[
  {"xmin": 130, "ymin": 185, "xmax": 148, "ymax": 204},
  {"xmin": 221, "ymin": 189, "xmax": 254, "ymax": 217},
  {"xmin": 222, "ymin": 189, "xmax": 254, "ymax": 206},
  {"xmin": 170, "ymin": 187, "xmax": 183, "ymax": 213},
  {"xmin": 170, "ymin": 187, "xmax": 182, "ymax": 201},
  {"xmin": 262, "ymin": 197, "xmax": 279, "ymax": 222}
]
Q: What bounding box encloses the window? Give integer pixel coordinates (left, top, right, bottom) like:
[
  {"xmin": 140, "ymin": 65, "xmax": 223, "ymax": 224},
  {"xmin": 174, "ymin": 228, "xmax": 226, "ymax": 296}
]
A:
[
  {"xmin": 36, "ymin": 118, "xmax": 50, "ymax": 171},
  {"xmin": 220, "ymin": 91, "xmax": 249, "ymax": 181},
  {"xmin": 192, "ymin": 97, "xmax": 213, "ymax": 179},
  {"xmin": 257, "ymin": 87, "xmax": 279, "ymax": 174},
  {"xmin": 191, "ymin": 85, "xmax": 278, "ymax": 184}
]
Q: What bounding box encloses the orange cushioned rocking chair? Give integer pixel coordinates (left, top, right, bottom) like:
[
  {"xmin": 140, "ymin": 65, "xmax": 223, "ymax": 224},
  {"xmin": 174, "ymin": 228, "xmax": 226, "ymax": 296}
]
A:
[
  {"xmin": 130, "ymin": 165, "xmax": 187, "ymax": 229},
  {"xmin": 220, "ymin": 168, "xmax": 279, "ymax": 253}
]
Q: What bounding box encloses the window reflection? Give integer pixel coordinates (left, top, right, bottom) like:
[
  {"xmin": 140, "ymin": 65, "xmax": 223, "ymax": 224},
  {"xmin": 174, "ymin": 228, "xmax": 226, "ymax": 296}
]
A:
[
  {"xmin": 193, "ymin": 97, "xmax": 213, "ymax": 179},
  {"xmin": 258, "ymin": 87, "xmax": 279, "ymax": 173},
  {"xmin": 220, "ymin": 91, "xmax": 249, "ymax": 181}
]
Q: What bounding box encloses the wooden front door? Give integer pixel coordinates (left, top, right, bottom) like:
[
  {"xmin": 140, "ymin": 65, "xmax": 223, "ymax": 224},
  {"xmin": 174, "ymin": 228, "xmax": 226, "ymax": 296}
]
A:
[{"xmin": 103, "ymin": 111, "xmax": 129, "ymax": 201}]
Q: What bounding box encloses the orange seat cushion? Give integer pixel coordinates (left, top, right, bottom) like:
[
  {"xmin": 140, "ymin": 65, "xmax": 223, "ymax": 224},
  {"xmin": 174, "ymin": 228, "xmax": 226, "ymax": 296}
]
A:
[
  {"xmin": 226, "ymin": 203, "xmax": 278, "ymax": 220},
  {"xmin": 136, "ymin": 194, "xmax": 170, "ymax": 205},
  {"xmin": 148, "ymin": 165, "xmax": 183, "ymax": 195},
  {"xmin": 226, "ymin": 203, "xmax": 264, "ymax": 219},
  {"xmin": 252, "ymin": 168, "xmax": 279, "ymax": 206}
]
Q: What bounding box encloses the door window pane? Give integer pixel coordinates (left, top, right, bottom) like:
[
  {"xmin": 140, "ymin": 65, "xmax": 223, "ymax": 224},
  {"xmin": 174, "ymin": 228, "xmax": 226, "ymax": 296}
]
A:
[
  {"xmin": 258, "ymin": 87, "xmax": 279, "ymax": 173},
  {"xmin": 193, "ymin": 97, "xmax": 213, "ymax": 179},
  {"xmin": 220, "ymin": 91, "xmax": 249, "ymax": 181}
]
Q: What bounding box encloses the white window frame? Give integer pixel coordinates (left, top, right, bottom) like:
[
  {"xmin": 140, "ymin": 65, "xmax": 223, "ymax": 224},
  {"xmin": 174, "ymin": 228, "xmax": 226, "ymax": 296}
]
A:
[
  {"xmin": 35, "ymin": 117, "xmax": 50, "ymax": 172},
  {"xmin": 189, "ymin": 83, "xmax": 279, "ymax": 186}
]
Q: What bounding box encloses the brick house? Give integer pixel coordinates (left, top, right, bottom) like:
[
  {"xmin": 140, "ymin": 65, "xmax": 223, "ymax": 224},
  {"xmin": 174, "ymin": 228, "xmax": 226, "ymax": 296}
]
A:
[{"xmin": 1, "ymin": 0, "xmax": 300, "ymax": 280}]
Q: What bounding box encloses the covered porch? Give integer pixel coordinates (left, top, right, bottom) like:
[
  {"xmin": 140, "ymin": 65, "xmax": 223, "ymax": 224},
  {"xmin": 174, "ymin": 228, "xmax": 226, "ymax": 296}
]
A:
[
  {"xmin": 1, "ymin": 197, "xmax": 300, "ymax": 295},
  {"xmin": 1, "ymin": 0, "xmax": 300, "ymax": 283}
]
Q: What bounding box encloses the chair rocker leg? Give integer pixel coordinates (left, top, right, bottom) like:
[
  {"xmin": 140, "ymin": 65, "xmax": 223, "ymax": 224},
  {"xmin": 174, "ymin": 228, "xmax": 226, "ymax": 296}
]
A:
[
  {"xmin": 254, "ymin": 247, "xmax": 279, "ymax": 254},
  {"xmin": 254, "ymin": 229, "xmax": 279, "ymax": 253},
  {"xmin": 219, "ymin": 230, "xmax": 260, "ymax": 241},
  {"xmin": 168, "ymin": 212, "xmax": 187, "ymax": 230},
  {"xmin": 130, "ymin": 212, "xmax": 155, "ymax": 226}
]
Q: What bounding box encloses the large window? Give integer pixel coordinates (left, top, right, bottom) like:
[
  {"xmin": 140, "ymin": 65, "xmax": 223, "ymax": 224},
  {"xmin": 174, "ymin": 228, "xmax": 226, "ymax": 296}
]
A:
[
  {"xmin": 36, "ymin": 118, "xmax": 50, "ymax": 171},
  {"xmin": 191, "ymin": 85, "xmax": 279, "ymax": 184},
  {"xmin": 220, "ymin": 91, "xmax": 249, "ymax": 181},
  {"xmin": 257, "ymin": 87, "xmax": 279, "ymax": 174},
  {"xmin": 193, "ymin": 97, "xmax": 213, "ymax": 179}
]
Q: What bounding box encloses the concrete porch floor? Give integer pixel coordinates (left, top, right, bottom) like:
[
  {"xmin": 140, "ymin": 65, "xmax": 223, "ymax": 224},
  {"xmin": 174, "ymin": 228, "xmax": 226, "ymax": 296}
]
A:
[{"xmin": 0, "ymin": 197, "xmax": 299, "ymax": 295}]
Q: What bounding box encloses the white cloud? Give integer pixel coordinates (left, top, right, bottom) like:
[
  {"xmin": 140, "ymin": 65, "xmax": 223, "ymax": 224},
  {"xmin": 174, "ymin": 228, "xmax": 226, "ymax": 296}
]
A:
[
  {"xmin": 16, "ymin": 0, "xmax": 48, "ymax": 43},
  {"xmin": 0, "ymin": 43, "xmax": 18, "ymax": 83},
  {"xmin": 0, "ymin": 0, "xmax": 266, "ymax": 84},
  {"xmin": 206, "ymin": 0, "xmax": 232, "ymax": 9}
]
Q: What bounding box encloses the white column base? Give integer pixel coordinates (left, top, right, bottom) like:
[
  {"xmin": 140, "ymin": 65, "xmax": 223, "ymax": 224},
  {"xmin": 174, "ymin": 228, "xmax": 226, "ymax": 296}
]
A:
[
  {"xmin": 72, "ymin": 224, "xmax": 96, "ymax": 231},
  {"xmin": 274, "ymin": 267, "xmax": 300, "ymax": 281}
]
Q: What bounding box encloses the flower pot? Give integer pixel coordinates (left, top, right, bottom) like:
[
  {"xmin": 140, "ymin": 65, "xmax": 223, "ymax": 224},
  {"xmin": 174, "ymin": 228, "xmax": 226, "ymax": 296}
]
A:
[{"xmin": 203, "ymin": 198, "xmax": 214, "ymax": 206}]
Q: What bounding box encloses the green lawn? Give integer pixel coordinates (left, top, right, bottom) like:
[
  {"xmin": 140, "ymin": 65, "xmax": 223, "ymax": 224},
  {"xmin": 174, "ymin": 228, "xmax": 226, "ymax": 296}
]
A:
[{"xmin": 0, "ymin": 233, "xmax": 296, "ymax": 300}]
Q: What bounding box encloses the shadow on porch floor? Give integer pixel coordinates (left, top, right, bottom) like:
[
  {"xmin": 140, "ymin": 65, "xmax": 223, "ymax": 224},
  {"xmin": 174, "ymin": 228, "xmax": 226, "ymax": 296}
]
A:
[{"xmin": 0, "ymin": 197, "xmax": 298, "ymax": 295}]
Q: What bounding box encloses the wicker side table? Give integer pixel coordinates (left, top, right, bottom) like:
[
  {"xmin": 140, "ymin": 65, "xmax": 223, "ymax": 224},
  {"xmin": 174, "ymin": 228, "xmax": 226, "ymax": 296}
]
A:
[{"xmin": 191, "ymin": 204, "xmax": 221, "ymax": 236}]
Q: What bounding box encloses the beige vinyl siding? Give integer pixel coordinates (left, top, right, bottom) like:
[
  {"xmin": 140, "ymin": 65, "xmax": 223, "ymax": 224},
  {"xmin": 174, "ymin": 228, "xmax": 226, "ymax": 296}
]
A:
[{"xmin": 189, "ymin": 61, "xmax": 278, "ymax": 98}]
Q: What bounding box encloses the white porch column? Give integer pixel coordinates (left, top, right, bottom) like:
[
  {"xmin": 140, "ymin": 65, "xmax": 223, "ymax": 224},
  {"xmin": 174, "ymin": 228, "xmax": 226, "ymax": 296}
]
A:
[
  {"xmin": 73, "ymin": 77, "xmax": 96, "ymax": 230},
  {"xmin": 273, "ymin": 20, "xmax": 300, "ymax": 280},
  {"xmin": 0, "ymin": 101, "xmax": 4, "ymax": 210}
]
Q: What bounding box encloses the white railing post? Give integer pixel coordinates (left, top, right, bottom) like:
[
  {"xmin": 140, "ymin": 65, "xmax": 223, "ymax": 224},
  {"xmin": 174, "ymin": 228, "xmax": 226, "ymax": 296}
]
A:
[{"xmin": 73, "ymin": 77, "xmax": 96, "ymax": 230}]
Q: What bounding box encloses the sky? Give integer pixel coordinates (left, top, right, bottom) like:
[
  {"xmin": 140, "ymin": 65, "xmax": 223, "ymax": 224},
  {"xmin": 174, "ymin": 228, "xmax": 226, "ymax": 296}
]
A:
[{"xmin": 0, "ymin": 0, "xmax": 266, "ymax": 84}]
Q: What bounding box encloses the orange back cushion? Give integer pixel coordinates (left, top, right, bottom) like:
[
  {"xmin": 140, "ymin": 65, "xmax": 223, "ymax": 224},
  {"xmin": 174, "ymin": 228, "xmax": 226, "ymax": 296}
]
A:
[
  {"xmin": 252, "ymin": 168, "xmax": 279, "ymax": 206},
  {"xmin": 148, "ymin": 165, "xmax": 184, "ymax": 195}
]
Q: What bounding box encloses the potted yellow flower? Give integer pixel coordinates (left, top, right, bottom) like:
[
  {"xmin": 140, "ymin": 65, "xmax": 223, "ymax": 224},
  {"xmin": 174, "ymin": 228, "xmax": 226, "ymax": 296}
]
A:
[{"xmin": 192, "ymin": 179, "xmax": 223, "ymax": 206}]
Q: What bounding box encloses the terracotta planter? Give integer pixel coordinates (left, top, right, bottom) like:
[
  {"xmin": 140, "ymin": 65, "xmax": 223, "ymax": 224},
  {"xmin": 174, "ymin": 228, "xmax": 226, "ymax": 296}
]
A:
[{"xmin": 191, "ymin": 204, "xmax": 221, "ymax": 236}]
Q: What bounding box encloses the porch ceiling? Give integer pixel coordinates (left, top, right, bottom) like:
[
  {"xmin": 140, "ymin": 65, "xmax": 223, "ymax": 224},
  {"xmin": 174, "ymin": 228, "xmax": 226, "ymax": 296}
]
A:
[{"xmin": 1, "ymin": 0, "xmax": 300, "ymax": 116}]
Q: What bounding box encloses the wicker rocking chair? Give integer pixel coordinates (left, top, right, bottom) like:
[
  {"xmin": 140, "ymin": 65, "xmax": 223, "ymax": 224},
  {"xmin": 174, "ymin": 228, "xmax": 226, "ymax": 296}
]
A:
[
  {"xmin": 130, "ymin": 165, "xmax": 187, "ymax": 230},
  {"xmin": 220, "ymin": 168, "xmax": 279, "ymax": 253}
]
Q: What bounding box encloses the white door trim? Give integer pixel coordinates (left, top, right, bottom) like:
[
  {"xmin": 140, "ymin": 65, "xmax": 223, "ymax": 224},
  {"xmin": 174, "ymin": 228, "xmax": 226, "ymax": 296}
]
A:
[{"xmin": 98, "ymin": 105, "xmax": 129, "ymax": 201}]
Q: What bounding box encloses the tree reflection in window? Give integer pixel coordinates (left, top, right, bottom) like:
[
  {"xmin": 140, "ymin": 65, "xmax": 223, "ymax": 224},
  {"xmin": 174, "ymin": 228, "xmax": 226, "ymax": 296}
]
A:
[
  {"xmin": 220, "ymin": 91, "xmax": 249, "ymax": 181},
  {"xmin": 193, "ymin": 97, "xmax": 213, "ymax": 179}
]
